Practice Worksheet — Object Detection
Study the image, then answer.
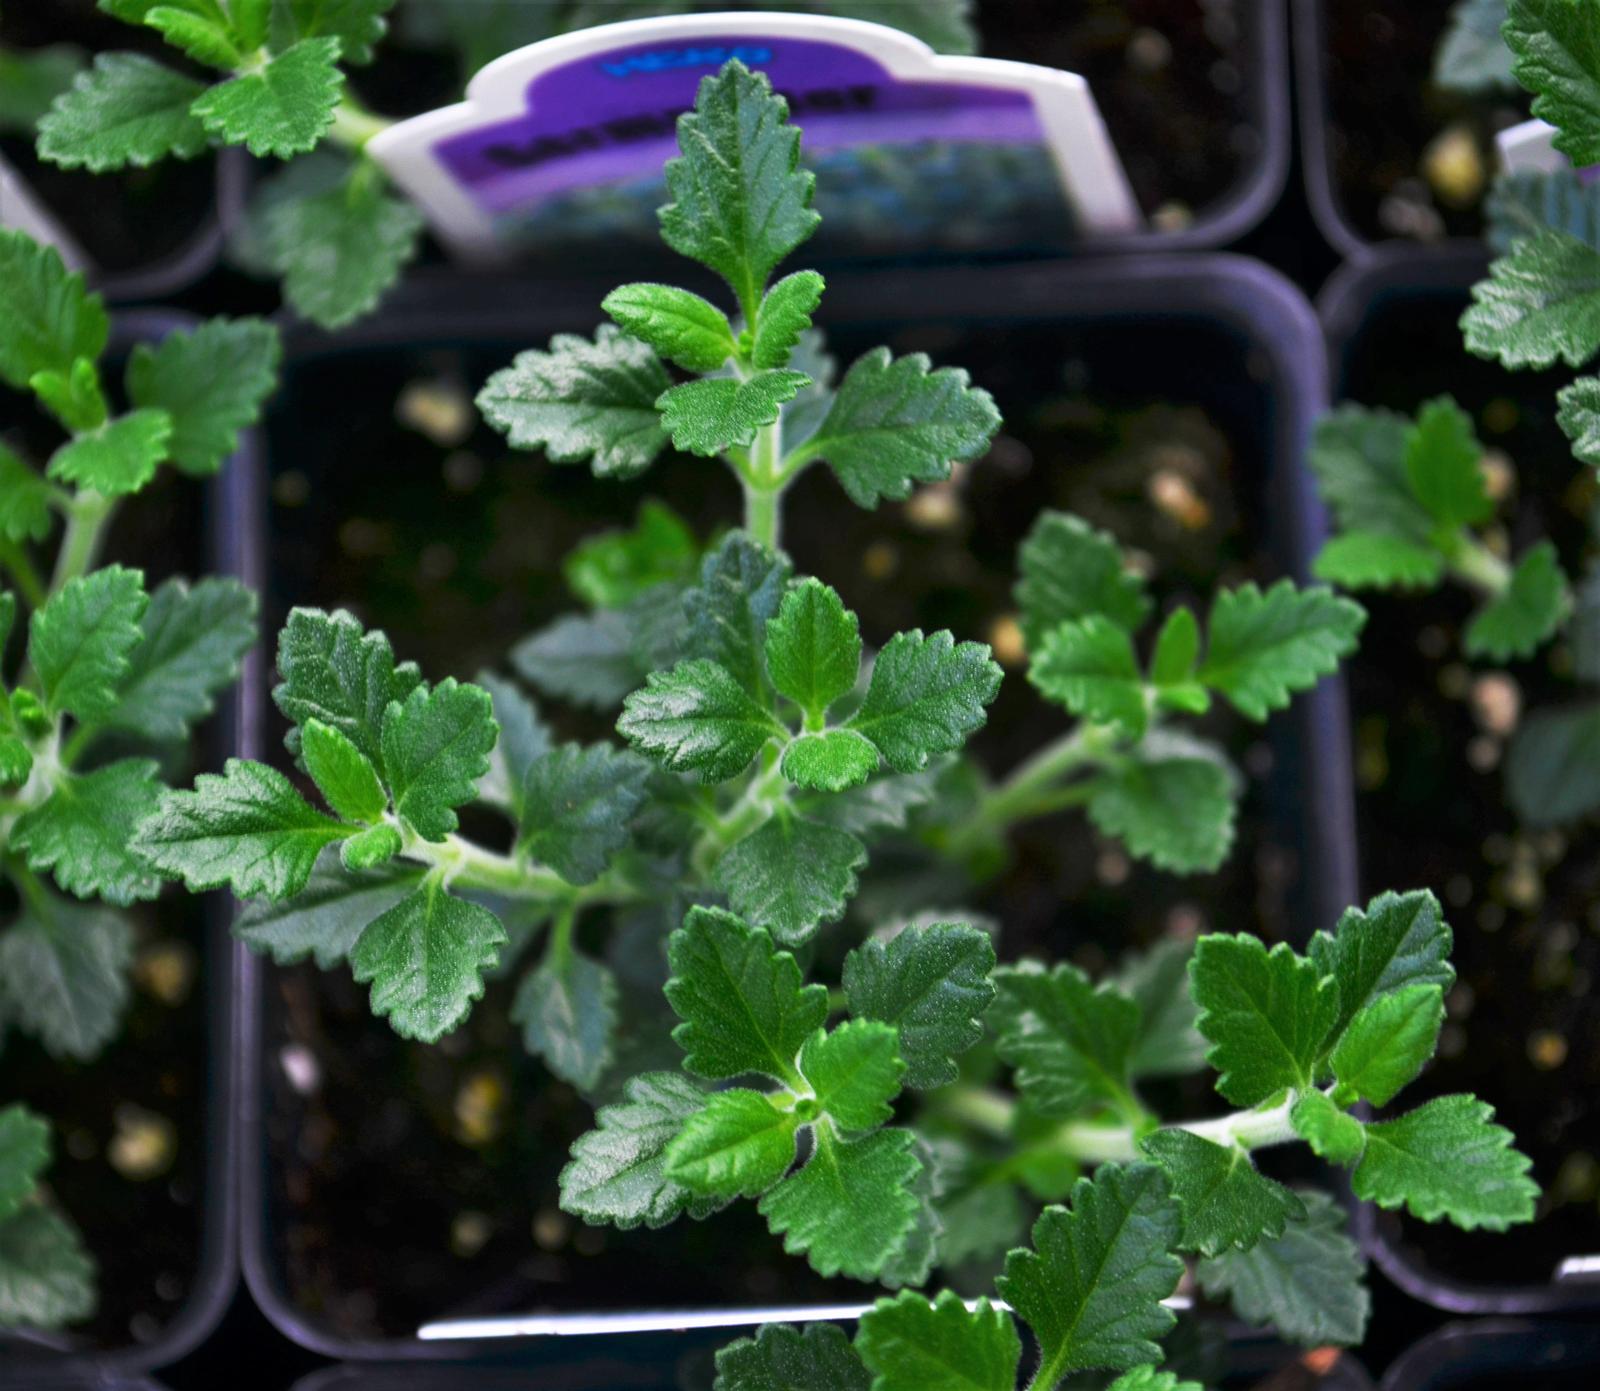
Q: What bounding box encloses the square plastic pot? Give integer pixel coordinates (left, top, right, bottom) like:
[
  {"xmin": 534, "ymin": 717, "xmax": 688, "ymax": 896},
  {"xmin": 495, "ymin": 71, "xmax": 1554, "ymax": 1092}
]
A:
[
  {"xmin": 1319, "ymin": 243, "xmax": 1600, "ymax": 1314},
  {"xmin": 1379, "ymin": 1320, "xmax": 1600, "ymax": 1391}
]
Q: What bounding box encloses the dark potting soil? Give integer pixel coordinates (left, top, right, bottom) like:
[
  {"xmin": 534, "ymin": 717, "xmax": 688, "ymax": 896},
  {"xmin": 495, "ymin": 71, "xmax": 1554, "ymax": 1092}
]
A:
[
  {"xmin": 1318, "ymin": 0, "xmax": 1526, "ymax": 244},
  {"xmin": 1335, "ymin": 283, "xmax": 1600, "ymax": 1285},
  {"xmin": 256, "ymin": 300, "xmax": 1327, "ymax": 1339},
  {"xmin": 1, "ymin": 1, "xmax": 218, "ymax": 274},
  {"xmin": 0, "ymin": 430, "xmax": 215, "ymax": 1351}
]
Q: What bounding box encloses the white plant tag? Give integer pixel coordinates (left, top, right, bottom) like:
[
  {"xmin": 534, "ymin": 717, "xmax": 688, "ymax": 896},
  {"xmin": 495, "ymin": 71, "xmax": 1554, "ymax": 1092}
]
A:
[
  {"xmin": 0, "ymin": 152, "xmax": 88, "ymax": 270},
  {"xmin": 369, "ymin": 11, "xmax": 1141, "ymax": 259}
]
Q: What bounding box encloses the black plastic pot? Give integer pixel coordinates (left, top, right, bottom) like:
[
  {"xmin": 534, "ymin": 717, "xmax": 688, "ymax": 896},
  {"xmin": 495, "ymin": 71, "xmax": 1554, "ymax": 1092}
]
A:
[
  {"xmin": 1319, "ymin": 244, "xmax": 1600, "ymax": 1313},
  {"xmin": 1379, "ymin": 1320, "xmax": 1600, "ymax": 1391},
  {"xmin": 237, "ymin": 252, "xmax": 1356, "ymax": 1363},
  {"xmin": 0, "ymin": 311, "xmax": 250, "ymax": 1374}
]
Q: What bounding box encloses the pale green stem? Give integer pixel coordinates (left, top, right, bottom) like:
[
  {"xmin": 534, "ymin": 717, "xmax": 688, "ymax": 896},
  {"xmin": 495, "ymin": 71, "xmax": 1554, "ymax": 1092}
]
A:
[
  {"xmin": 51, "ymin": 490, "xmax": 115, "ymax": 592},
  {"xmin": 742, "ymin": 415, "xmax": 786, "ymax": 551},
  {"xmin": 395, "ymin": 825, "xmax": 633, "ymax": 907},
  {"xmin": 1448, "ymin": 535, "xmax": 1513, "ymax": 595},
  {"xmin": 944, "ymin": 724, "xmax": 1114, "ymax": 857},
  {"xmin": 327, "ymin": 93, "xmax": 394, "ymax": 152},
  {"xmin": 689, "ymin": 753, "xmax": 788, "ymax": 878}
]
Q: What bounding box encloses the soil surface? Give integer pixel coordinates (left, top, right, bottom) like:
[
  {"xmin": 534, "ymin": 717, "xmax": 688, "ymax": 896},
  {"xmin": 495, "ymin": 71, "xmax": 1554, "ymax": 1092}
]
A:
[
  {"xmin": 255, "ymin": 291, "xmax": 1334, "ymax": 1340},
  {"xmin": 1334, "ymin": 276, "xmax": 1600, "ymax": 1286}
]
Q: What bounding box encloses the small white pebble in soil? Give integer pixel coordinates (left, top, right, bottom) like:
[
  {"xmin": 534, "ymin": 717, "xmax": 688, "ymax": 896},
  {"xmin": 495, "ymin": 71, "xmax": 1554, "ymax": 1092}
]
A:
[
  {"xmin": 1166, "ymin": 904, "xmax": 1206, "ymax": 940},
  {"xmin": 1536, "ymin": 829, "xmax": 1568, "ymax": 864},
  {"xmin": 1147, "ymin": 470, "xmax": 1211, "ymax": 531},
  {"xmin": 1480, "ymin": 449, "xmax": 1515, "ymax": 502},
  {"xmin": 443, "ymin": 450, "xmax": 483, "ymax": 491},
  {"xmin": 273, "ymin": 470, "xmax": 310, "ymax": 507},
  {"xmin": 1470, "ymin": 673, "xmax": 1521, "ymax": 736},
  {"xmin": 134, "ymin": 940, "xmax": 195, "ymax": 1006},
  {"xmin": 1126, "ymin": 26, "xmax": 1172, "ymax": 72},
  {"xmin": 987, "ymin": 615, "xmax": 1027, "ymax": 668},
  {"xmin": 1502, "ymin": 854, "xmax": 1543, "ymax": 912},
  {"xmin": 110, "ymin": 1106, "xmax": 176, "ymax": 1181},
  {"xmin": 1096, "ymin": 847, "xmax": 1130, "ymax": 887},
  {"xmin": 1466, "ymin": 735, "xmax": 1501, "ymax": 773},
  {"xmin": 1124, "ymin": 547, "xmax": 1157, "ymax": 580},
  {"xmin": 1438, "ymin": 1023, "xmax": 1467, "ymax": 1059},
  {"xmin": 1447, "ymin": 982, "xmax": 1476, "ymax": 1019},
  {"xmin": 339, "ymin": 517, "xmax": 390, "ymax": 558},
  {"xmin": 985, "ymin": 433, "xmax": 1032, "ymax": 476},
  {"xmin": 905, "ymin": 482, "xmax": 964, "ymax": 531},
  {"xmin": 1422, "ymin": 124, "xmax": 1486, "ymax": 208},
  {"xmin": 1151, "ymin": 202, "xmax": 1192, "ymax": 234},
  {"xmin": 451, "ymin": 1210, "xmax": 493, "ymax": 1258},
  {"xmin": 533, "ymin": 1208, "xmax": 570, "ymax": 1250},
  {"xmin": 419, "ymin": 541, "xmax": 456, "ymax": 582},
  {"xmin": 1378, "ymin": 188, "xmax": 1445, "ymax": 241},
  {"xmin": 455, "ymin": 1071, "xmax": 507, "ymax": 1147},
  {"xmin": 397, "ymin": 377, "xmax": 473, "ymax": 446},
  {"xmin": 862, "ymin": 540, "xmax": 898, "ymax": 581},
  {"xmin": 1446, "ymin": 874, "xmax": 1473, "ymax": 907},
  {"xmin": 1528, "ymin": 1030, "xmax": 1569, "ymax": 1070},
  {"xmin": 279, "ymin": 1043, "xmax": 320, "ymax": 1096},
  {"xmin": 1438, "ymin": 663, "xmax": 1471, "ymax": 700}
]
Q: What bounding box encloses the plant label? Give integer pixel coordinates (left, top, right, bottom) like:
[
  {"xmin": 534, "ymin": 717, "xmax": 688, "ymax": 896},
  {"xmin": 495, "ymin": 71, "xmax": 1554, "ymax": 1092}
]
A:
[{"xmin": 0, "ymin": 152, "xmax": 88, "ymax": 270}]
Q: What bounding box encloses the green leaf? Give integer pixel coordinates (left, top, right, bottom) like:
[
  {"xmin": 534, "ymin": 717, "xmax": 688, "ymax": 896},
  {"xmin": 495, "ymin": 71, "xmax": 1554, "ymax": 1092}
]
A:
[
  {"xmin": 46, "ymin": 408, "xmax": 172, "ymax": 497},
  {"xmin": 657, "ymin": 369, "xmax": 810, "ymax": 457},
  {"xmin": 125, "ymin": 316, "xmax": 279, "ymax": 475},
  {"xmin": 1312, "ymin": 532, "xmax": 1445, "ymax": 589},
  {"xmin": 348, "ymin": 877, "xmax": 506, "ymax": 1041},
  {"xmin": 277, "ymin": 0, "xmax": 396, "ymax": 65},
  {"xmin": 664, "ymin": 1088, "xmax": 799, "ymax": 1199},
  {"xmin": 683, "ymin": 532, "xmax": 792, "ymax": 699},
  {"xmin": 1462, "ymin": 228, "xmax": 1600, "ymax": 369},
  {"xmin": 30, "ymin": 565, "xmax": 148, "ymax": 722},
  {"xmin": 992, "ymin": 963, "xmax": 1139, "ymax": 1119},
  {"xmin": 379, "ymin": 677, "xmax": 497, "ymax": 842},
  {"xmin": 11, "ymin": 758, "xmax": 165, "ymax": 905},
  {"xmin": 618, "ymin": 658, "xmax": 781, "ymax": 784},
  {"xmin": 1196, "ymin": 1191, "xmax": 1369, "ymax": 1347},
  {"xmin": 1015, "ymin": 511, "xmax": 1150, "ymax": 648},
  {"xmin": 480, "ymin": 324, "xmax": 671, "ymax": 478},
  {"xmin": 0, "ymin": 900, "xmax": 131, "ymax": 1061},
  {"xmin": 1487, "ymin": 166, "xmax": 1600, "ymax": 253},
  {"xmin": 1507, "ymin": 703, "xmax": 1600, "ymax": 824},
  {"xmin": 766, "ymin": 577, "xmax": 862, "ymax": 723},
  {"xmin": 1139, "ymin": 1129, "xmax": 1306, "ymax": 1256},
  {"xmin": 659, "ymin": 59, "xmax": 818, "ymax": 316},
  {"xmin": 341, "ymin": 821, "xmax": 400, "ymax": 869},
  {"xmin": 146, "ymin": 6, "xmax": 246, "ymax": 67},
  {"xmin": 843, "ymin": 920, "xmax": 996, "ymax": 1089},
  {"xmin": 191, "ymin": 36, "xmax": 342, "ymax": 157},
  {"xmin": 560, "ymin": 1071, "xmax": 724, "ymax": 1230},
  {"xmin": 1086, "ymin": 732, "xmax": 1238, "ymax": 874},
  {"xmin": 715, "ymin": 1321, "xmax": 871, "ymax": 1391},
  {"xmin": 1351, "ymin": 1094, "xmax": 1538, "ymax": 1230},
  {"xmin": 0, "ymin": 229, "xmax": 107, "ymax": 392},
  {"xmin": 848, "ymin": 630, "xmax": 1001, "ymax": 773},
  {"xmin": 1558, "ymin": 374, "xmax": 1600, "ymax": 468},
  {"xmin": 857, "ymin": 1290, "xmax": 1021, "ymax": 1391},
  {"xmin": 781, "ymin": 729, "xmax": 879, "ymax": 792},
  {"xmin": 0, "ymin": 1204, "xmax": 96, "ymax": 1330},
  {"xmin": 132, "ymin": 757, "xmax": 351, "ymax": 900},
  {"xmin": 477, "ymin": 674, "xmax": 551, "ymax": 816},
  {"xmin": 35, "ymin": 51, "xmax": 208, "ymax": 171},
  {"xmin": 301, "ymin": 717, "xmax": 387, "ymax": 824},
  {"xmin": 1106, "ymin": 1370, "xmax": 1205, "ymax": 1391},
  {"xmin": 274, "ymin": 607, "xmax": 422, "ymax": 777},
  {"xmin": 1330, "ymin": 984, "xmax": 1445, "ymax": 1106},
  {"xmin": 1189, "ymin": 935, "xmax": 1338, "ymax": 1106},
  {"xmin": 758, "ymin": 1124, "xmax": 921, "ymax": 1280},
  {"xmin": 0, "ymin": 446, "xmax": 54, "ymax": 544},
  {"xmin": 0, "ymin": 44, "xmax": 83, "ymax": 132},
  {"xmin": 1504, "ymin": 0, "xmax": 1600, "ymax": 164},
  {"xmin": 1403, "ymin": 396, "xmax": 1493, "ymax": 531},
  {"xmin": 601, "ymin": 282, "xmax": 736, "ymax": 374},
  {"xmin": 1307, "ymin": 405, "xmax": 1434, "ymax": 544},
  {"xmin": 1436, "ymin": 0, "xmax": 1517, "ymax": 92},
  {"xmin": 513, "ymin": 946, "xmax": 619, "ymax": 1090},
  {"xmin": 0, "ymin": 1108, "xmax": 49, "ymax": 1224},
  {"xmin": 1291, "ymin": 1091, "xmax": 1367, "ymax": 1166},
  {"xmin": 30, "ymin": 355, "xmax": 108, "ymax": 435},
  {"xmin": 262, "ymin": 164, "xmax": 424, "ymax": 329},
  {"xmin": 997, "ymin": 1163, "xmax": 1184, "ymax": 1380},
  {"xmin": 799, "ymin": 1019, "xmax": 903, "ymax": 1131},
  {"xmin": 1307, "ymin": 889, "xmax": 1455, "ymax": 1048},
  {"xmin": 1030, "ymin": 615, "xmax": 1147, "ymax": 736},
  {"xmin": 806, "ymin": 767, "xmax": 937, "ymax": 836},
  {"xmin": 1115, "ymin": 939, "xmax": 1208, "ymax": 1079},
  {"xmin": 233, "ymin": 854, "xmax": 419, "ymax": 968},
  {"xmin": 563, "ymin": 500, "xmax": 700, "ymax": 609},
  {"xmin": 798, "ymin": 347, "xmax": 1000, "ymax": 508},
  {"xmin": 105, "ymin": 576, "xmax": 257, "ymax": 741},
  {"xmin": 665, "ymin": 906, "xmax": 827, "ymax": 1086},
  {"xmin": 1198, "ymin": 581, "xmax": 1365, "ymax": 722},
  {"xmin": 517, "ymin": 742, "xmax": 648, "ymax": 885},
  {"xmin": 1148, "ymin": 607, "xmax": 1208, "ymax": 713},
  {"xmin": 1464, "ymin": 541, "xmax": 1570, "ymax": 660},
  {"xmin": 752, "ymin": 270, "xmax": 825, "ymax": 370},
  {"xmin": 713, "ymin": 813, "xmax": 866, "ymax": 945}
]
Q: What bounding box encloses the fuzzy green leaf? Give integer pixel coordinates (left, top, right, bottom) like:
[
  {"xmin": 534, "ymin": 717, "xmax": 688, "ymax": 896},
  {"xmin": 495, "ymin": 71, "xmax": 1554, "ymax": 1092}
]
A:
[
  {"xmin": 1507, "ymin": 703, "xmax": 1600, "ymax": 825},
  {"xmin": 659, "ymin": 59, "xmax": 818, "ymax": 315},
  {"xmin": 341, "ymin": 821, "xmax": 401, "ymax": 870},
  {"xmin": 1504, "ymin": 0, "xmax": 1600, "ymax": 164},
  {"xmin": 997, "ymin": 1163, "xmax": 1184, "ymax": 1379},
  {"xmin": 1291, "ymin": 1091, "xmax": 1367, "ymax": 1166},
  {"xmin": 379, "ymin": 677, "xmax": 497, "ymax": 842},
  {"xmin": 132, "ymin": 757, "xmax": 351, "ymax": 900},
  {"xmin": 1190, "ymin": 935, "xmax": 1338, "ymax": 1106},
  {"xmin": 1436, "ymin": 0, "xmax": 1517, "ymax": 92},
  {"xmin": 658, "ymin": 369, "xmax": 809, "ymax": 457},
  {"xmin": 1487, "ymin": 166, "xmax": 1600, "ymax": 252},
  {"xmin": 1196, "ymin": 1191, "xmax": 1369, "ymax": 1347},
  {"xmin": 1139, "ymin": 1129, "xmax": 1306, "ymax": 1256},
  {"xmin": 683, "ymin": 532, "xmax": 792, "ymax": 699},
  {"xmin": 1308, "ymin": 889, "xmax": 1455, "ymax": 1048},
  {"xmin": 0, "ymin": 230, "xmax": 107, "ymax": 392},
  {"xmin": 513, "ymin": 947, "xmax": 619, "ymax": 1090},
  {"xmin": 713, "ymin": 814, "xmax": 866, "ymax": 945},
  {"xmin": 664, "ymin": 1088, "xmax": 799, "ymax": 1198},
  {"xmin": 562, "ymin": 501, "xmax": 700, "ymax": 610},
  {"xmin": 191, "ymin": 36, "xmax": 342, "ymax": 157},
  {"xmin": 848, "ymin": 629, "xmax": 1001, "ymax": 773},
  {"xmin": 1559, "ymin": 374, "xmax": 1600, "ymax": 474},
  {"xmin": 799, "ymin": 1019, "xmax": 903, "ymax": 1131},
  {"xmin": 36, "ymin": 51, "xmax": 208, "ymax": 170},
  {"xmin": 30, "ymin": 565, "xmax": 148, "ymax": 722},
  {"xmin": 715, "ymin": 1321, "xmax": 871, "ymax": 1391},
  {"xmin": 1464, "ymin": 541, "xmax": 1570, "ymax": 660},
  {"xmin": 511, "ymin": 611, "xmax": 644, "ymax": 711},
  {"xmin": 1404, "ymin": 396, "xmax": 1493, "ymax": 531},
  {"xmin": 0, "ymin": 900, "xmax": 131, "ymax": 1061},
  {"xmin": 0, "ymin": 45, "xmax": 82, "ymax": 132},
  {"xmin": 665, "ymin": 906, "xmax": 827, "ymax": 1086},
  {"xmin": 1086, "ymin": 732, "xmax": 1238, "ymax": 874},
  {"xmin": 233, "ymin": 854, "xmax": 419, "ymax": 968},
  {"xmin": 856, "ymin": 1290, "xmax": 1021, "ymax": 1391},
  {"xmin": 0, "ymin": 1107, "xmax": 49, "ymax": 1223},
  {"xmin": 843, "ymin": 920, "xmax": 996, "ymax": 1089},
  {"xmin": 766, "ymin": 577, "xmax": 862, "ymax": 722},
  {"xmin": 798, "ymin": 347, "xmax": 1000, "ymax": 508},
  {"xmin": 348, "ymin": 877, "xmax": 506, "ymax": 1041},
  {"xmin": 0, "ymin": 1205, "xmax": 95, "ymax": 1330},
  {"xmin": 758, "ymin": 1124, "xmax": 921, "ymax": 1280},
  {"xmin": 1351, "ymin": 1094, "xmax": 1538, "ymax": 1230},
  {"xmin": 752, "ymin": 270, "xmax": 825, "ymax": 370},
  {"xmin": 11, "ymin": 758, "xmax": 165, "ymax": 905},
  {"xmin": 1015, "ymin": 511, "xmax": 1150, "ymax": 648},
  {"xmin": 1030, "ymin": 615, "xmax": 1147, "ymax": 736},
  {"xmin": 1462, "ymin": 228, "xmax": 1600, "ymax": 369},
  {"xmin": 1106, "ymin": 1370, "xmax": 1204, "ymax": 1391},
  {"xmin": 277, "ymin": 0, "xmax": 396, "ymax": 65},
  {"xmin": 1148, "ymin": 607, "xmax": 1208, "ymax": 713},
  {"xmin": 1307, "ymin": 405, "xmax": 1434, "ymax": 544},
  {"xmin": 0, "ymin": 447, "xmax": 54, "ymax": 544},
  {"xmin": 517, "ymin": 742, "xmax": 649, "ymax": 885},
  {"xmin": 146, "ymin": 6, "xmax": 246, "ymax": 66},
  {"xmin": 619, "ymin": 658, "xmax": 781, "ymax": 784},
  {"xmin": 602, "ymin": 282, "xmax": 736, "ymax": 374},
  {"xmin": 992, "ymin": 963, "xmax": 1139, "ymax": 1119},
  {"xmin": 301, "ymin": 717, "xmax": 387, "ymax": 824},
  {"xmin": 1312, "ymin": 532, "xmax": 1445, "ymax": 589},
  {"xmin": 1115, "ymin": 939, "xmax": 1208, "ymax": 1079},
  {"xmin": 1330, "ymin": 984, "xmax": 1445, "ymax": 1106},
  {"xmin": 1198, "ymin": 581, "xmax": 1364, "ymax": 722},
  {"xmin": 46, "ymin": 409, "xmax": 172, "ymax": 497},
  {"xmin": 781, "ymin": 730, "xmax": 879, "ymax": 792}
]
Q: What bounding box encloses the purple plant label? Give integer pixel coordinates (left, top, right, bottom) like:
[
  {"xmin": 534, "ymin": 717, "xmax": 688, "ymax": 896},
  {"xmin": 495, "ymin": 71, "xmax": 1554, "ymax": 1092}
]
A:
[
  {"xmin": 1498, "ymin": 117, "xmax": 1600, "ymax": 182},
  {"xmin": 369, "ymin": 13, "xmax": 1140, "ymax": 257}
]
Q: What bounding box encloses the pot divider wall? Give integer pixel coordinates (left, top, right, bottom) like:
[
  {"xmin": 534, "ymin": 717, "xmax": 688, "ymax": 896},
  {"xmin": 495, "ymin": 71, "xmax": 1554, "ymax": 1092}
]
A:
[{"xmin": 1378, "ymin": 1320, "xmax": 1600, "ymax": 1391}]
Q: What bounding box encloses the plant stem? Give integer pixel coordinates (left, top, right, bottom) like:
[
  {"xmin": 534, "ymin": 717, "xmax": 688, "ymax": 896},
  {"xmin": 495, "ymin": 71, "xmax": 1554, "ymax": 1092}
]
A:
[
  {"xmin": 742, "ymin": 415, "xmax": 785, "ymax": 550},
  {"xmin": 946, "ymin": 724, "xmax": 1112, "ymax": 855},
  {"xmin": 397, "ymin": 826, "xmax": 633, "ymax": 907},
  {"xmin": 0, "ymin": 540, "xmax": 45, "ymax": 609},
  {"xmin": 1448, "ymin": 535, "xmax": 1512, "ymax": 595},
  {"xmin": 327, "ymin": 92, "xmax": 393, "ymax": 152},
  {"xmin": 51, "ymin": 490, "xmax": 115, "ymax": 592},
  {"xmin": 689, "ymin": 754, "xmax": 788, "ymax": 878},
  {"xmin": 743, "ymin": 480, "xmax": 781, "ymax": 552}
]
